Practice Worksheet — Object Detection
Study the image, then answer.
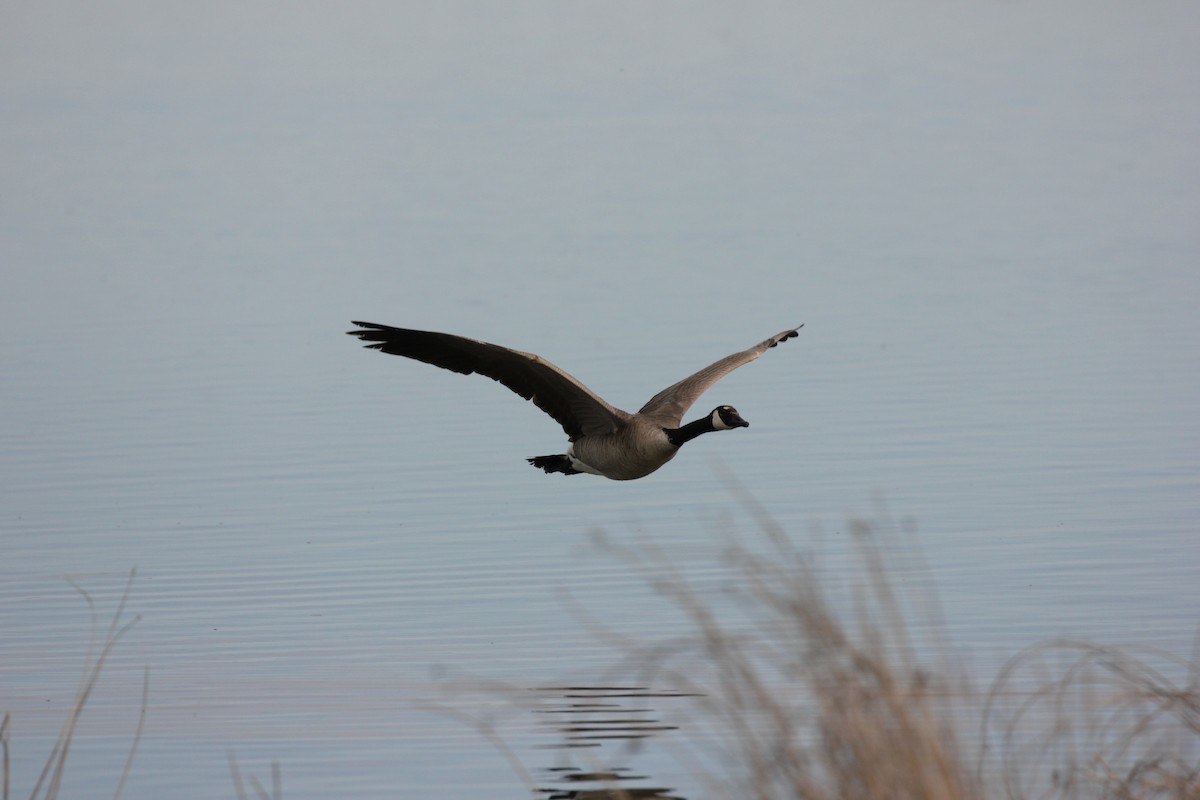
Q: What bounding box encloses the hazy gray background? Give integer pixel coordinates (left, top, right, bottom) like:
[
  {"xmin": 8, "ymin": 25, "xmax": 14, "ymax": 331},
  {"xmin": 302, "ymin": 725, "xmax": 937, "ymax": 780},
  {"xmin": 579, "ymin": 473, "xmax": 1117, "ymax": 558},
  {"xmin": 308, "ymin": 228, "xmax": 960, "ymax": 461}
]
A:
[{"xmin": 2, "ymin": 2, "xmax": 1197, "ymax": 797}]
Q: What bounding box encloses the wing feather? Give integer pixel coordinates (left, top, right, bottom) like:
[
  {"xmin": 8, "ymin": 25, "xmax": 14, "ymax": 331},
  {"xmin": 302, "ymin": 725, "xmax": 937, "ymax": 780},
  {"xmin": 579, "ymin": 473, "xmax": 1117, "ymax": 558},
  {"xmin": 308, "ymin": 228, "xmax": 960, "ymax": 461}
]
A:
[
  {"xmin": 638, "ymin": 326, "xmax": 802, "ymax": 427},
  {"xmin": 347, "ymin": 322, "xmax": 626, "ymax": 439}
]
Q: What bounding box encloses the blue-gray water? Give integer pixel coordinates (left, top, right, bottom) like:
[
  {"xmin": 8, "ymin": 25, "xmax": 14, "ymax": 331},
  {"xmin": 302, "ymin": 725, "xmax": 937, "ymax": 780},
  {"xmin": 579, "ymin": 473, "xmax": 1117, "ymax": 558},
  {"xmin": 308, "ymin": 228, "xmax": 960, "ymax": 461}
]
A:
[{"xmin": 2, "ymin": 3, "xmax": 1198, "ymax": 797}]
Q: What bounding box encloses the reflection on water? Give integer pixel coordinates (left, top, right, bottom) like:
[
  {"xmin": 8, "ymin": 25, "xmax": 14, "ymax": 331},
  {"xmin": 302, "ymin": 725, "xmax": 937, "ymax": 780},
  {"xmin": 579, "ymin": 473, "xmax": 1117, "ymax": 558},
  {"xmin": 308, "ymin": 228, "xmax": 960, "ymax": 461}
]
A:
[{"xmin": 532, "ymin": 686, "xmax": 695, "ymax": 799}]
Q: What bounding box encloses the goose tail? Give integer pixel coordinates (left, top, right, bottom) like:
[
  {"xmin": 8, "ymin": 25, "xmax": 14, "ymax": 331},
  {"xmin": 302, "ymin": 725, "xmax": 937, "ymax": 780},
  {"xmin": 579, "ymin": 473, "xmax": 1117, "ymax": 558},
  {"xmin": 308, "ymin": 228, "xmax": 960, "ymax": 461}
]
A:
[{"xmin": 527, "ymin": 455, "xmax": 583, "ymax": 475}]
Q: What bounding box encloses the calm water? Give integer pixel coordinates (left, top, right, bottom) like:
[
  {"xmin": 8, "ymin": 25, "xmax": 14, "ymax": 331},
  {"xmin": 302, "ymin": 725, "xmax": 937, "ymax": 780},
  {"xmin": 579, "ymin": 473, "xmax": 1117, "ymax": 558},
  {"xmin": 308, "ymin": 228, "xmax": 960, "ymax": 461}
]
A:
[{"xmin": 3, "ymin": 4, "xmax": 1198, "ymax": 797}]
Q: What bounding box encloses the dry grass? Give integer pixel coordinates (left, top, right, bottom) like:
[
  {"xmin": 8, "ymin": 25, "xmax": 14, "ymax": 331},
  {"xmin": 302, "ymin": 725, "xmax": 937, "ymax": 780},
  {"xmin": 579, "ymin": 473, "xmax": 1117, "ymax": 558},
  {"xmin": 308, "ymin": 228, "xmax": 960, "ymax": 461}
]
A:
[
  {"xmin": 3, "ymin": 571, "xmax": 280, "ymax": 800},
  {"xmin": 2, "ymin": 569, "xmax": 144, "ymax": 800},
  {"xmin": 6, "ymin": 518, "xmax": 1197, "ymax": 799},
  {"xmin": 586, "ymin": 503, "xmax": 1198, "ymax": 800},
  {"xmin": 228, "ymin": 753, "xmax": 282, "ymax": 800},
  {"xmin": 592, "ymin": 511, "xmax": 977, "ymax": 800},
  {"xmin": 982, "ymin": 639, "xmax": 1199, "ymax": 798}
]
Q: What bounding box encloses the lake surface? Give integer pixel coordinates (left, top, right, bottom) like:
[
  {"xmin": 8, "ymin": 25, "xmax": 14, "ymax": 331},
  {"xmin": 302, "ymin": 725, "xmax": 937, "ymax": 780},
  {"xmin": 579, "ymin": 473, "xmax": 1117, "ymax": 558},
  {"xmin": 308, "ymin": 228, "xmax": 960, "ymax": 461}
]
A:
[{"xmin": 2, "ymin": 3, "xmax": 1198, "ymax": 797}]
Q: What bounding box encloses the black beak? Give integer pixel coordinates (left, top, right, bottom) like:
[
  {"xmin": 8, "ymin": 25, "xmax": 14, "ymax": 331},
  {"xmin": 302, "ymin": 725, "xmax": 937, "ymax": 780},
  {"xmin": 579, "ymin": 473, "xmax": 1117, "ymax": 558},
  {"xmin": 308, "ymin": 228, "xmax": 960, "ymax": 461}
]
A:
[{"xmin": 729, "ymin": 413, "xmax": 749, "ymax": 428}]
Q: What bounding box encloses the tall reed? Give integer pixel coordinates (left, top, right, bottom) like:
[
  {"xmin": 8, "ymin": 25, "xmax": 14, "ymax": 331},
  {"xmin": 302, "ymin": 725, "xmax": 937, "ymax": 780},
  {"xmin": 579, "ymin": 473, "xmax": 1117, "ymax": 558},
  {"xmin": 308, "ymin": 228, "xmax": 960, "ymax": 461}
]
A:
[{"xmin": 588, "ymin": 506, "xmax": 1197, "ymax": 799}]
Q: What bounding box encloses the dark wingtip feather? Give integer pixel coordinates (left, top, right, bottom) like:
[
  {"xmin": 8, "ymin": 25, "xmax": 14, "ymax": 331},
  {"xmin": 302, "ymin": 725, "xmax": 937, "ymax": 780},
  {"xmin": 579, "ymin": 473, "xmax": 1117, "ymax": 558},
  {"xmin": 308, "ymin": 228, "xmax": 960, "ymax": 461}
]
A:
[
  {"xmin": 346, "ymin": 321, "xmax": 390, "ymax": 343},
  {"xmin": 768, "ymin": 325, "xmax": 803, "ymax": 347}
]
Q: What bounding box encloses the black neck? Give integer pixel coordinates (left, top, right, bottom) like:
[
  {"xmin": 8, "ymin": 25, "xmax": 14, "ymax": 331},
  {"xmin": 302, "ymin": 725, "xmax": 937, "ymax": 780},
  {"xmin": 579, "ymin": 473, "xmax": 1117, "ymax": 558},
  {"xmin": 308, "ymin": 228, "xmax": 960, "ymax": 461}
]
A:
[{"xmin": 665, "ymin": 414, "xmax": 716, "ymax": 447}]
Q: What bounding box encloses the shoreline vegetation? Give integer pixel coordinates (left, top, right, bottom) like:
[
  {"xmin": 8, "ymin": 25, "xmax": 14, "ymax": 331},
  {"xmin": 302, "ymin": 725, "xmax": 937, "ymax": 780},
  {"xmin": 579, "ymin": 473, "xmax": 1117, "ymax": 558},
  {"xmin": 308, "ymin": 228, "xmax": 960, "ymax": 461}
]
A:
[
  {"xmin": 579, "ymin": 508, "xmax": 1199, "ymax": 799},
  {"xmin": 2, "ymin": 569, "xmax": 145, "ymax": 800},
  {"xmin": 4, "ymin": 517, "xmax": 1197, "ymax": 799}
]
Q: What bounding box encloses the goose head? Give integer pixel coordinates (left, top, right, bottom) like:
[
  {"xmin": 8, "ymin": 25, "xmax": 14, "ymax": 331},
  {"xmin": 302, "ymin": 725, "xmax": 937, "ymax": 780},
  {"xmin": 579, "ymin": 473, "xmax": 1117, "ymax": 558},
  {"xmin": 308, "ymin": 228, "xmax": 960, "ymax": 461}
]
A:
[{"xmin": 711, "ymin": 405, "xmax": 749, "ymax": 430}]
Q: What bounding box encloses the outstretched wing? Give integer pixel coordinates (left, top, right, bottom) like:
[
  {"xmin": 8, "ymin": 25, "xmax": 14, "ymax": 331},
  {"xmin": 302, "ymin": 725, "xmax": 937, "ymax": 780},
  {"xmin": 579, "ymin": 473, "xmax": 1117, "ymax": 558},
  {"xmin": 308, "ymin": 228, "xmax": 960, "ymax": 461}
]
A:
[
  {"xmin": 347, "ymin": 322, "xmax": 627, "ymax": 440},
  {"xmin": 637, "ymin": 326, "xmax": 802, "ymax": 427}
]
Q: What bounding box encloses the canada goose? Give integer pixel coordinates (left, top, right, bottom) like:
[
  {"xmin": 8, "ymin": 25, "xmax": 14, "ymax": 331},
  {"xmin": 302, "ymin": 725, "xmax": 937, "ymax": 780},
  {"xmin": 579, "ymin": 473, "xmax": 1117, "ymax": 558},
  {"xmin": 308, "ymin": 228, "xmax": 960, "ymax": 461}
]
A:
[{"xmin": 346, "ymin": 322, "xmax": 802, "ymax": 480}]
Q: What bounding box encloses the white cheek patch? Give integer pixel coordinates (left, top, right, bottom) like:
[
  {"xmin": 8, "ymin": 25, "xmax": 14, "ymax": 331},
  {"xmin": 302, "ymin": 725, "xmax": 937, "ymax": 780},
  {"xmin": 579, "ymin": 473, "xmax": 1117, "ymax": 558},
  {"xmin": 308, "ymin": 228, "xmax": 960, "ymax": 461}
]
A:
[{"xmin": 711, "ymin": 409, "xmax": 732, "ymax": 430}]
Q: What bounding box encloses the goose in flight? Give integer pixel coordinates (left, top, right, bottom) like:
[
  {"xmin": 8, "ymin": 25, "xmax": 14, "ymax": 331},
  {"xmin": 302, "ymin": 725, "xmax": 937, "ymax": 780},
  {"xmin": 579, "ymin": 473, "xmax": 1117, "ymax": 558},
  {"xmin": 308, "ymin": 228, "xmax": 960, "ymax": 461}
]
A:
[{"xmin": 346, "ymin": 322, "xmax": 802, "ymax": 480}]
